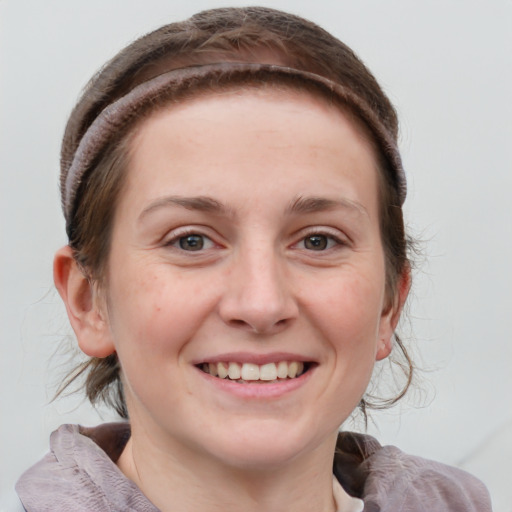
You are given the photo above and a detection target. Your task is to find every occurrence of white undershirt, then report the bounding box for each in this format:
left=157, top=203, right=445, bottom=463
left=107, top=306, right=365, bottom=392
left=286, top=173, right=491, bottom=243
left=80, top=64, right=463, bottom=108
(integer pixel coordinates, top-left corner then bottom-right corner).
left=333, top=477, right=364, bottom=512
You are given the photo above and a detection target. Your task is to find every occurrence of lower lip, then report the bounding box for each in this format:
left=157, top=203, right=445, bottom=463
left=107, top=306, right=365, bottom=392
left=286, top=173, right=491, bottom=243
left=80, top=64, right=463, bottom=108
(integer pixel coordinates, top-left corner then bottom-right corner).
left=195, top=366, right=314, bottom=399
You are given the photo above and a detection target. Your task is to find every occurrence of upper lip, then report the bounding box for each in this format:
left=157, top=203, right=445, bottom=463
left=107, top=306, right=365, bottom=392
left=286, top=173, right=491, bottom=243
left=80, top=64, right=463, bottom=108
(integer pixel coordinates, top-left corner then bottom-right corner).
left=191, top=352, right=316, bottom=366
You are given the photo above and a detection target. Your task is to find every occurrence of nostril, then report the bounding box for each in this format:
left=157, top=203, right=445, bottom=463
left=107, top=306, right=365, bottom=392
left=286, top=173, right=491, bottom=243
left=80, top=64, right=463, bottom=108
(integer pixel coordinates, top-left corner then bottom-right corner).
left=230, top=319, right=249, bottom=328
left=226, top=316, right=292, bottom=335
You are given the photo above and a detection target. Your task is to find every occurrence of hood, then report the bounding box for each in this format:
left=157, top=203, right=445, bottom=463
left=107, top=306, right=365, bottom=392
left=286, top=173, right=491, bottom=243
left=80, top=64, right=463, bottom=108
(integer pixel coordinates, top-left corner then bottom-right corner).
left=334, top=431, right=492, bottom=511
left=16, top=423, right=157, bottom=511
left=16, top=423, right=492, bottom=511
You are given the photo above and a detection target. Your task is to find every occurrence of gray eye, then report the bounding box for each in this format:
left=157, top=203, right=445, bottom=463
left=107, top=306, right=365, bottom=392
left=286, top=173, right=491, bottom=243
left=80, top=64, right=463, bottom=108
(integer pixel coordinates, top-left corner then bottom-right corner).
left=179, top=235, right=205, bottom=251
left=304, top=235, right=328, bottom=250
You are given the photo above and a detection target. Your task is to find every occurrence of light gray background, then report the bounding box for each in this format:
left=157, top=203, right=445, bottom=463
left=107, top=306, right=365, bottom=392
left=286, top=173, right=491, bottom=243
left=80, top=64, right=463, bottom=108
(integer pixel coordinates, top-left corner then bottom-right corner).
left=1, top=0, right=511, bottom=510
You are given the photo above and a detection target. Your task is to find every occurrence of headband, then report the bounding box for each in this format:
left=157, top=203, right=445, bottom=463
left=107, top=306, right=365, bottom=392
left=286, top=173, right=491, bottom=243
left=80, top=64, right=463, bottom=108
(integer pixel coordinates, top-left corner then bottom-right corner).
left=62, top=62, right=406, bottom=232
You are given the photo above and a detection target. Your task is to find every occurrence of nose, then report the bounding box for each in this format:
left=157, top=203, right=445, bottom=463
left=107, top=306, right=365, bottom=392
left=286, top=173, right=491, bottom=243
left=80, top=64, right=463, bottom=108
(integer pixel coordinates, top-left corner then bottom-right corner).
left=218, top=247, right=298, bottom=335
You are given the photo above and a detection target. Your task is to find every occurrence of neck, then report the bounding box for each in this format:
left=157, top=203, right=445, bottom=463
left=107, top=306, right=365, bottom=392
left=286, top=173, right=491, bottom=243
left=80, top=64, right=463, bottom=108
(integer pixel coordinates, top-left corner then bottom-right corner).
left=117, top=423, right=338, bottom=512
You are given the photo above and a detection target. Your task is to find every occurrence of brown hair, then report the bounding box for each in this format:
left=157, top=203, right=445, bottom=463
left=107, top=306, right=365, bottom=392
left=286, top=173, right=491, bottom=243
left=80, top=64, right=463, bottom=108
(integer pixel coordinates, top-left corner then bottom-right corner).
left=59, top=6, right=413, bottom=419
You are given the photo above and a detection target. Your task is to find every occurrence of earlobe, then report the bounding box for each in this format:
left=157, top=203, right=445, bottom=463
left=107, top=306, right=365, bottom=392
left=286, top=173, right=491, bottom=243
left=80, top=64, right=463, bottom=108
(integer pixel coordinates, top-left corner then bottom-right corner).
left=53, top=246, right=115, bottom=358
left=376, top=265, right=411, bottom=361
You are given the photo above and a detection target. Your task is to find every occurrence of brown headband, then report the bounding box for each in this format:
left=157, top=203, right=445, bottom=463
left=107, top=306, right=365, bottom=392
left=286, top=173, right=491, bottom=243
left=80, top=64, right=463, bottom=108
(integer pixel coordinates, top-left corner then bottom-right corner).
left=62, top=62, right=406, bottom=231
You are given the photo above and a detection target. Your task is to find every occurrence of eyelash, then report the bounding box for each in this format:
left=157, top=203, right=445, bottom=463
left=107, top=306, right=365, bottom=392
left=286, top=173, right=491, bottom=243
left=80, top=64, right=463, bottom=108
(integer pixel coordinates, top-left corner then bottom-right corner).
left=293, top=229, right=348, bottom=252
left=164, top=228, right=216, bottom=252
left=164, top=227, right=347, bottom=254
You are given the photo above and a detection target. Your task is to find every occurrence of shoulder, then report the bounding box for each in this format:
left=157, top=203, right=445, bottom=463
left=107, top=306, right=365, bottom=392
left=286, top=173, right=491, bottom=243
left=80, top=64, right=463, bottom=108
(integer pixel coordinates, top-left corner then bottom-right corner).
left=15, top=424, right=113, bottom=511
left=334, top=432, right=493, bottom=512
left=15, top=423, right=156, bottom=512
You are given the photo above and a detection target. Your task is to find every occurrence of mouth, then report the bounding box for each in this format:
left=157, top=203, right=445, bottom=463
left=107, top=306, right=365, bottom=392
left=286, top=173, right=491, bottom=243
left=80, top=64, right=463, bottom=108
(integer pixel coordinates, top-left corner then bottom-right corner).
left=196, top=360, right=314, bottom=383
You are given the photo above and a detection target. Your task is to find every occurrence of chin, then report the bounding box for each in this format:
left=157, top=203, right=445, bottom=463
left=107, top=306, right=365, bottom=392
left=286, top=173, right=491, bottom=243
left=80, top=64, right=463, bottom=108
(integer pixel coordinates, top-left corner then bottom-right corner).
left=197, top=420, right=336, bottom=472
left=211, top=443, right=303, bottom=472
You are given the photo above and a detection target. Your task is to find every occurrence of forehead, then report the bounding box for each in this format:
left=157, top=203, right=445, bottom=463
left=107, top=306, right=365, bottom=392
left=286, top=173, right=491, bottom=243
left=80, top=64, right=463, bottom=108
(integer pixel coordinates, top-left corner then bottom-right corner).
left=122, top=86, right=381, bottom=220
left=132, top=81, right=378, bottom=159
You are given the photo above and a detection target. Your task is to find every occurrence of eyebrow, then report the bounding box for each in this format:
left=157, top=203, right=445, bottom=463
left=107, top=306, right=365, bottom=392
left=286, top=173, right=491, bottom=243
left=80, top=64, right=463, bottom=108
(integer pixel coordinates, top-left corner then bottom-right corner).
left=139, top=195, right=233, bottom=222
left=138, top=194, right=368, bottom=222
left=287, top=195, right=368, bottom=217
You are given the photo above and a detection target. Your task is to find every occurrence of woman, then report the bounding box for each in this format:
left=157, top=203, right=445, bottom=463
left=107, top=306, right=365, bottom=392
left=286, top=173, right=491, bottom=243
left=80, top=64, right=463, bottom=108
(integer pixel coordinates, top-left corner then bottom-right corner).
left=16, top=7, right=491, bottom=512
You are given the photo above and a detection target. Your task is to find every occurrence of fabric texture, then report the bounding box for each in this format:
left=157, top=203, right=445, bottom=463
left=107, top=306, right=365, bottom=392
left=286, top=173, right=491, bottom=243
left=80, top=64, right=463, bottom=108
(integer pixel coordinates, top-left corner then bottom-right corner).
left=16, top=423, right=492, bottom=512
left=61, top=62, right=407, bottom=233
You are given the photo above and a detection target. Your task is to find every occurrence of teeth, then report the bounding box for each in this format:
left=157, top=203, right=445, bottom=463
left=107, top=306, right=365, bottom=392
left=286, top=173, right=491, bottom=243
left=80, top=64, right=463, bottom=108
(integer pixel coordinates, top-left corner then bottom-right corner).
left=259, top=363, right=277, bottom=381
left=241, top=363, right=259, bottom=380
left=217, top=362, right=229, bottom=379
left=277, top=361, right=288, bottom=379
left=201, top=361, right=307, bottom=381
left=288, top=361, right=299, bottom=378
left=228, top=362, right=241, bottom=380
left=208, top=363, right=218, bottom=377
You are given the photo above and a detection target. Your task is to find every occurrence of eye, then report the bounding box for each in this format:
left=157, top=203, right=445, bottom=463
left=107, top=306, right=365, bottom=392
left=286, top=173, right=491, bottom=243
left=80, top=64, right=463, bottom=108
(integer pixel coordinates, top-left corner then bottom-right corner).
left=300, top=233, right=341, bottom=251
left=170, top=233, right=215, bottom=251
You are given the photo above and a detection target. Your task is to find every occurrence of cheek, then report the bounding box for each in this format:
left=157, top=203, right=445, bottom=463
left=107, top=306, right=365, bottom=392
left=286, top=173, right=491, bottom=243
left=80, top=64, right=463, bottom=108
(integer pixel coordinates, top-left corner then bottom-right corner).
left=305, top=268, right=385, bottom=345
left=106, top=263, right=216, bottom=358
left=105, top=264, right=221, bottom=412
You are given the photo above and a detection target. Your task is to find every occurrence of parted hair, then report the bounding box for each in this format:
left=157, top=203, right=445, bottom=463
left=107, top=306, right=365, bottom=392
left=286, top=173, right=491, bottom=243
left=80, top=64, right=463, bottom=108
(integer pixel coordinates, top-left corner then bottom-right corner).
left=59, top=6, right=413, bottom=419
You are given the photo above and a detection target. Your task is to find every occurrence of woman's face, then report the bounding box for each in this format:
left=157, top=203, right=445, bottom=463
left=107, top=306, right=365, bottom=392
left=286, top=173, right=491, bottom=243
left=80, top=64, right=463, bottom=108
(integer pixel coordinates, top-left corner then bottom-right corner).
left=99, top=87, right=402, bottom=469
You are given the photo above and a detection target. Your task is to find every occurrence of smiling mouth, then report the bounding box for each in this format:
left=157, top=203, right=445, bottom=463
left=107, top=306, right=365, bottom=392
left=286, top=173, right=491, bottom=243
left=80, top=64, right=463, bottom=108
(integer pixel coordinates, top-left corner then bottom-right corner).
left=197, top=361, right=313, bottom=383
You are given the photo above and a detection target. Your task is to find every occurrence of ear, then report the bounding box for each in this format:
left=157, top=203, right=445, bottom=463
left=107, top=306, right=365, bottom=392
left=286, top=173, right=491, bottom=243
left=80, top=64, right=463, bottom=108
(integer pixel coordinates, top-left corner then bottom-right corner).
left=375, top=265, right=411, bottom=361
left=53, top=246, right=115, bottom=358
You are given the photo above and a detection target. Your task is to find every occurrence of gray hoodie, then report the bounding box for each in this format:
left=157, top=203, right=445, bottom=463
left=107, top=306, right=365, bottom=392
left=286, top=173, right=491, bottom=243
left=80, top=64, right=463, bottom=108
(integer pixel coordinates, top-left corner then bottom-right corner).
left=16, top=423, right=492, bottom=511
